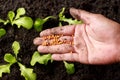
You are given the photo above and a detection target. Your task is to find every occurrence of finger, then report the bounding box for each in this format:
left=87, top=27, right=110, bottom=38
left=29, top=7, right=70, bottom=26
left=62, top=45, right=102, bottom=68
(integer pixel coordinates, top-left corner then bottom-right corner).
left=33, top=36, right=73, bottom=45
left=33, top=37, right=44, bottom=45
left=37, top=44, right=74, bottom=53
left=70, top=8, right=94, bottom=24
left=52, top=52, right=89, bottom=64
left=40, top=25, right=75, bottom=36
left=51, top=53, right=79, bottom=62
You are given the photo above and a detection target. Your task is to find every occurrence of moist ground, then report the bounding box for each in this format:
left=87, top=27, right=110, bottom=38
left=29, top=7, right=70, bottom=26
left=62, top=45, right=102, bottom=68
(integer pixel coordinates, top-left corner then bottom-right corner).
left=0, top=0, right=120, bottom=80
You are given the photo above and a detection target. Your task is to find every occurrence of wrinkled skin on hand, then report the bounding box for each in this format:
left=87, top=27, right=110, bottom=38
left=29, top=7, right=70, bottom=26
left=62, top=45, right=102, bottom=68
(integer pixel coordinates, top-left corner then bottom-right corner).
left=34, top=8, right=120, bottom=65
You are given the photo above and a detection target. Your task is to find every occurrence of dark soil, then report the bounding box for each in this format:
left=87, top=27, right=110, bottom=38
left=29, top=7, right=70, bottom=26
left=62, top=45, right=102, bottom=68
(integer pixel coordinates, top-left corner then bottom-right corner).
left=0, top=0, right=120, bottom=80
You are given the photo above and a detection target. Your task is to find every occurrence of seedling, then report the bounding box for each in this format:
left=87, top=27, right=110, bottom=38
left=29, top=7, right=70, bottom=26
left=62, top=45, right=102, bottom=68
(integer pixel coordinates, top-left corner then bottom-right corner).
left=34, top=16, right=55, bottom=32
left=0, top=8, right=33, bottom=30
left=0, top=41, right=36, bottom=80
left=0, top=54, right=16, bottom=77
left=63, top=61, right=75, bottom=74
left=0, top=28, right=6, bottom=38
left=59, top=7, right=82, bottom=25
left=30, top=51, right=52, bottom=66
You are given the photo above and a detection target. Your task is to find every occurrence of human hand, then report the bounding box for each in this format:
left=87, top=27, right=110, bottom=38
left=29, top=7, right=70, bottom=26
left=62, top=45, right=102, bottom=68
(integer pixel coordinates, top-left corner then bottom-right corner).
left=34, top=8, right=120, bottom=64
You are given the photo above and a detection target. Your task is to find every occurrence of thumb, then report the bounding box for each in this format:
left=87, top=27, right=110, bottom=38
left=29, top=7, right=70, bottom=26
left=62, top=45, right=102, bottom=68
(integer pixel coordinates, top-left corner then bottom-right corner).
left=70, top=8, right=93, bottom=24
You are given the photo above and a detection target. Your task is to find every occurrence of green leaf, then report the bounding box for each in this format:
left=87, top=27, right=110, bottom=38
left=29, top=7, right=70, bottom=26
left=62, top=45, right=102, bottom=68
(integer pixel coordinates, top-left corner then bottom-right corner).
left=34, top=16, right=55, bottom=32
left=34, top=18, right=43, bottom=32
left=40, top=53, right=52, bottom=65
left=8, top=11, right=15, bottom=22
left=59, top=7, right=82, bottom=25
left=0, top=19, right=9, bottom=25
left=12, top=16, right=33, bottom=29
left=0, top=28, right=6, bottom=38
left=4, top=20, right=9, bottom=25
left=30, top=51, right=40, bottom=66
left=4, top=53, right=17, bottom=64
left=0, top=19, right=5, bottom=23
left=59, top=7, right=65, bottom=19
left=0, top=64, right=11, bottom=77
left=30, top=51, right=52, bottom=66
left=63, top=61, right=75, bottom=74
left=15, top=8, right=26, bottom=19
left=18, top=63, right=36, bottom=80
left=12, top=41, right=20, bottom=57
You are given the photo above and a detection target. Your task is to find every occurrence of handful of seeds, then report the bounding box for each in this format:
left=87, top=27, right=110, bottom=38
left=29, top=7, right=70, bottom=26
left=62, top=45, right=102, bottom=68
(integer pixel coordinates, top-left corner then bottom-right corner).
left=41, top=34, right=74, bottom=46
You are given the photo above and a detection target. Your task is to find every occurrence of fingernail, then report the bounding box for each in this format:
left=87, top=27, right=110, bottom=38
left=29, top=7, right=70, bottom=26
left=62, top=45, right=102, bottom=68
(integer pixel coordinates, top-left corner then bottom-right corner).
left=33, top=38, right=38, bottom=45
left=33, top=37, right=42, bottom=45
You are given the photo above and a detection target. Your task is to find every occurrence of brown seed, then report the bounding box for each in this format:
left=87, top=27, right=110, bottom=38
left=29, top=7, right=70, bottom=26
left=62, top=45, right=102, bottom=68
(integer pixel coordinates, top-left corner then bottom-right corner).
left=41, top=34, right=74, bottom=46
left=58, top=41, right=63, bottom=44
left=43, top=36, right=47, bottom=40
left=51, top=35, right=54, bottom=39
left=47, top=35, right=51, bottom=39
left=42, top=41, right=47, bottom=46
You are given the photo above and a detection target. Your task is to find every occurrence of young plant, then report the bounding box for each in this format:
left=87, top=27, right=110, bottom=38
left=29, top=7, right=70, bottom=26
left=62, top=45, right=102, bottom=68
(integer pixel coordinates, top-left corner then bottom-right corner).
left=0, top=8, right=33, bottom=30
left=34, top=16, right=55, bottom=32
left=0, top=41, right=36, bottom=80
left=30, top=51, right=52, bottom=66
left=30, top=51, right=75, bottom=74
left=63, top=61, right=75, bottom=74
left=0, top=28, right=6, bottom=38
left=18, top=62, right=36, bottom=80
left=0, top=54, right=16, bottom=77
left=59, top=7, right=82, bottom=25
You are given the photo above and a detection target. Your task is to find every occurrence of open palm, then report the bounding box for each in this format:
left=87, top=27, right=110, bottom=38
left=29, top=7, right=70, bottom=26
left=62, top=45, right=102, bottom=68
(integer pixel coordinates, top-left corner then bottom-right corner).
left=34, top=8, right=120, bottom=64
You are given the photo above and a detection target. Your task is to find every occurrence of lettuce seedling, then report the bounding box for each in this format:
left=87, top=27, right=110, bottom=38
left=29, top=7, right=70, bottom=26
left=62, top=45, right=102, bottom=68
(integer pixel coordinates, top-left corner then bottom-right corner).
left=12, top=41, right=20, bottom=57
left=18, top=62, right=36, bottom=80
left=30, top=51, right=52, bottom=66
left=59, top=7, right=82, bottom=25
left=63, top=61, right=75, bottom=74
left=0, top=41, right=36, bottom=80
left=10, top=8, right=33, bottom=29
left=0, top=8, right=33, bottom=30
left=34, top=16, right=55, bottom=32
left=0, top=53, right=17, bottom=77
left=0, top=54, right=16, bottom=77
left=0, top=28, right=6, bottom=38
